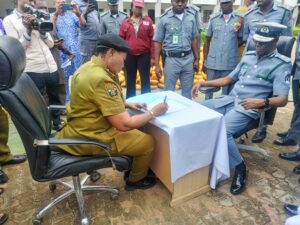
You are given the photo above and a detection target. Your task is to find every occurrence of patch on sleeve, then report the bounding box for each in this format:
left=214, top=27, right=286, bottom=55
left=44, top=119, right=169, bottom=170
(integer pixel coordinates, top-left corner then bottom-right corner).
left=105, top=82, right=119, bottom=97
left=285, top=74, right=290, bottom=84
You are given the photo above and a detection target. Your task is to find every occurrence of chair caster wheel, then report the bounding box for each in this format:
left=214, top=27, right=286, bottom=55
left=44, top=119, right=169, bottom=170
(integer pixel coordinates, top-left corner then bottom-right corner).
left=49, top=183, right=56, bottom=192
left=110, top=193, right=119, bottom=201
left=32, top=218, right=43, bottom=225
left=89, top=171, right=101, bottom=182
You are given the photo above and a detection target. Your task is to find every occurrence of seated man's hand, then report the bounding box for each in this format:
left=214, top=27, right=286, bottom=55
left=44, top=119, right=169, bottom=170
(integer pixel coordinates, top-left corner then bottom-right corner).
left=191, top=81, right=204, bottom=99
left=126, top=102, right=147, bottom=111
left=239, top=98, right=265, bottom=110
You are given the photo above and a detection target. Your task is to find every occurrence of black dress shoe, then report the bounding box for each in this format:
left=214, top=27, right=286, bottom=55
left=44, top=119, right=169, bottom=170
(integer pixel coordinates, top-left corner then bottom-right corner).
left=230, top=162, right=247, bottom=195
left=293, top=164, right=300, bottom=174
left=278, top=151, right=300, bottom=161
left=0, top=213, right=8, bottom=225
left=251, top=128, right=267, bottom=143
left=1, top=155, right=27, bottom=166
left=124, top=169, right=156, bottom=181
left=125, top=176, right=157, bottom=191
left=0, top=170, right=8, bottom=184
left=277, top=131, right=289, bottom=138
left=274, top=136, right=297, bottom=146
left=284, top=204, right=299, bottom=216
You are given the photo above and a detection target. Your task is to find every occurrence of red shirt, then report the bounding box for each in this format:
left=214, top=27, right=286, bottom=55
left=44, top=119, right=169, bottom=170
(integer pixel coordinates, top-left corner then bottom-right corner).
left=119, top=16, right=154, bottom=59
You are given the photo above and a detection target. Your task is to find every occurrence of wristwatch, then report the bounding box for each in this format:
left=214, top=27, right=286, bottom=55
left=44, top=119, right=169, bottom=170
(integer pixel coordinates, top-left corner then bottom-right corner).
left=264, top=98, right=270, bottom=107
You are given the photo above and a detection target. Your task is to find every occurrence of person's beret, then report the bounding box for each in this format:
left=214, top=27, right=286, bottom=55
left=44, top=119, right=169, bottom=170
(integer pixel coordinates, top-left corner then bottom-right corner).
left=96, top=33, right=130, bottom=52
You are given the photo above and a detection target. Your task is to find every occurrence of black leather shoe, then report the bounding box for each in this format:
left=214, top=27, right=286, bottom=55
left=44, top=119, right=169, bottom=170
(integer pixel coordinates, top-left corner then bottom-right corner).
left=124, top=169, right=156, bottom=181
left=230, top=162, right=247, bottom=195
left=274, top=136, right=297, bottom=146
left=0, top=170, right=8, bottom=184
left=278, top=151, right=300, bottom=161
left=1, top=155, right=26, bottom=166
left=277, top=131, right=289, bottom=138
left=251, top=129, right=267, bottom=143
left=125, top=177, right=157, bottom=191
left=293, top=164, right=300, bottom=174
left=0, top=213, right=8, bottom=225
left=284, top=204, right=299, bottom=216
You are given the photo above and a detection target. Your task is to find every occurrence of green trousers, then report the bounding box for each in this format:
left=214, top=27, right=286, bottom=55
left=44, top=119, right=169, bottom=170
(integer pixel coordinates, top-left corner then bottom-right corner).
left=0, top=106, right=13, bottom=165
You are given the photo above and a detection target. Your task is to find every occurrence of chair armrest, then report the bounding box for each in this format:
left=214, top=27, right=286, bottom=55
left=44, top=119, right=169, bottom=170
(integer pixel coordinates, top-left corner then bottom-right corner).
left=199, top=86, right=220, bottom=94
left=48, top=105, right=66, bottom=110
left=33, top=138, right=112, bottom=151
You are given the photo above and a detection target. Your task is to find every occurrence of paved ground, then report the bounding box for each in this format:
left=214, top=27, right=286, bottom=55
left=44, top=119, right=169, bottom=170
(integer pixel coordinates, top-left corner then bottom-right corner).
left=0, top=99, right=299, bottom=225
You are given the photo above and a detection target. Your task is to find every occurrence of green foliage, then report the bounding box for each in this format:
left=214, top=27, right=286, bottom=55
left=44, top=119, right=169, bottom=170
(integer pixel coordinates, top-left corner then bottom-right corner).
left=293, top=27, right=300, bottom=37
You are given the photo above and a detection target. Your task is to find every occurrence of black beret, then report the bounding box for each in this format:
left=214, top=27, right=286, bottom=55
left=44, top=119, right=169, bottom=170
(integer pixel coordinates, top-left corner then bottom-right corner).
left=96, top=33, right=130, bottom=53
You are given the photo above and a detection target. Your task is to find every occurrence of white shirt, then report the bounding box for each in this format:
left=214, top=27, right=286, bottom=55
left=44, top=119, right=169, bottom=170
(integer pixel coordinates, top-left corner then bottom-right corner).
left=3, top=9, right=57, bottom=73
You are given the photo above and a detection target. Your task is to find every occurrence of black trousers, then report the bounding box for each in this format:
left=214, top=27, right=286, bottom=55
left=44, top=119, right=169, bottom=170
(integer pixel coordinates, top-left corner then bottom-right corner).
left=124, top=52, right=151, bottom=99
left=27, top=71, right=61, bottom=126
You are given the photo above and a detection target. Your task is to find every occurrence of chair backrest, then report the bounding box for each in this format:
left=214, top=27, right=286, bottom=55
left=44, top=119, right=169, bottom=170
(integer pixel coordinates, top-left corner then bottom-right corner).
left=247, top=36, right=295, bottom=125
left=0, top=36, right=52, bottom=180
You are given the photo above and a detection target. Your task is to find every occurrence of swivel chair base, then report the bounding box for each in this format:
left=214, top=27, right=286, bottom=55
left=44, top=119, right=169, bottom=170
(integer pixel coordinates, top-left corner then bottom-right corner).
left=237, top=143, right=270, bottom=161
left=32, top=173, right=119, bottom=225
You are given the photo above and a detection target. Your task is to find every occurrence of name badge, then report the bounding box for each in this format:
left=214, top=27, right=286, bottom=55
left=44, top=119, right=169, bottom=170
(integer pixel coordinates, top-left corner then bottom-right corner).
left=143, top=21, right=150, bottom=26
left=172, top=34, right=179, bottom=44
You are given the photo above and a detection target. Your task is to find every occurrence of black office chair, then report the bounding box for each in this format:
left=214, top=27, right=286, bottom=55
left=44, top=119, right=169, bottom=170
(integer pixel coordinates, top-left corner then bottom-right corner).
left=0, top=36, right=132, bottom=225
left=200, top=36, right=295, bottom=160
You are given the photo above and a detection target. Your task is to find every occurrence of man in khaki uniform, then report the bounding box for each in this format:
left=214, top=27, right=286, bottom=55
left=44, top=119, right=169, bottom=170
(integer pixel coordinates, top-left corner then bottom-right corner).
left=56, top=33, right=168, bottom=191
left=0, top=106, right=27, bottom=184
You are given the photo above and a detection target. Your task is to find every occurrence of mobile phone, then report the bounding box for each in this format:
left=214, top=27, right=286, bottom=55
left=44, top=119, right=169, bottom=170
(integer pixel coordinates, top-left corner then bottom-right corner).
left=61, top=3, right=73, bottom=11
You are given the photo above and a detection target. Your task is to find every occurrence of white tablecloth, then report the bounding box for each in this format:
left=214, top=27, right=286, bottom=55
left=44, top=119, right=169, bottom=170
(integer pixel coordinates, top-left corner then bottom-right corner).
left=127, top=91, right=230, bottom=189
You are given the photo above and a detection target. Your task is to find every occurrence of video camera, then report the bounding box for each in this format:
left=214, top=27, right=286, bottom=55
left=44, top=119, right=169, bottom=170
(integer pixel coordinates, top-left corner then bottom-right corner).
left=24, top=4, right=53, bottom=32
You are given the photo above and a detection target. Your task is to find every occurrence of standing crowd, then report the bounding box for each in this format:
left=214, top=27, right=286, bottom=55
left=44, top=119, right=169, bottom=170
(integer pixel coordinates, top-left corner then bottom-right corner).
left=0, top=0, right=299, bottom=224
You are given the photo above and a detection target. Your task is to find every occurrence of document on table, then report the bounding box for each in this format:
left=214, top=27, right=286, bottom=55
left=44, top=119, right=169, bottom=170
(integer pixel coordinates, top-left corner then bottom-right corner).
left=127, top=93, right=189, bottom=115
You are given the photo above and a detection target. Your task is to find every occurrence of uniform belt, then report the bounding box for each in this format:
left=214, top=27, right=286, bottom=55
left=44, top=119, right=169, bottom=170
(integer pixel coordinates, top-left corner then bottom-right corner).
left=164, top=50, right=191, bottom=58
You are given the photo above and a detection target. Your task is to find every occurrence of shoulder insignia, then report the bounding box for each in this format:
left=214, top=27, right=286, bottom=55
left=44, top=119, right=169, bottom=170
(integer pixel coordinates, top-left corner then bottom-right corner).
left=245, top=50, right=256, bottom=55
left=105, top=82, right=119, bottom=97
left=244, top=7, right=257, bottom=17
left=209, top=12, right=221, bottom=20
left=277, top=3, right=293, bottom=12
left=119, top=11, right=128, bottom=16
left=100, top=11, right=109, bottom=17
left=274, top=53, right=291, bottom=63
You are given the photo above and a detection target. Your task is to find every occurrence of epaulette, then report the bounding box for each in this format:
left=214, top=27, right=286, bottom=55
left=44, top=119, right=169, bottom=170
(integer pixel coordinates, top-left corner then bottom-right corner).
left=209, top=12, right=221, bottom=20
left=234, top=11, right=243, bottom=18
left=187, top=4, right=200, bottom=13
left=244, top=7, right=257, bottom=17
left=100, top=11, right=109, bottom=17
left=119, top=11, right=128, bottom=16
left=277, top=3, right=293, bottom=12
left=274, top=53, right=291, bottom=63
left=160, top=8, right=171, bottom=18
left=244, top=50, right=256, bottom=55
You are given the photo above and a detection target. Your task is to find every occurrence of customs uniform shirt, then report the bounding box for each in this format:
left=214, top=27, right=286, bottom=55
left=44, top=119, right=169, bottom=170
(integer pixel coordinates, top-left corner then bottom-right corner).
left=154, top=9, right=198, bottom=52
left=100, top=11, right=127, bottom=35
left=56, top=56, right=128, bottom=155
left=205, top=12, right=243, bottom=71
left=243, top=3, right=292, bottom=42
left=212, top=50, right=291, bottom=119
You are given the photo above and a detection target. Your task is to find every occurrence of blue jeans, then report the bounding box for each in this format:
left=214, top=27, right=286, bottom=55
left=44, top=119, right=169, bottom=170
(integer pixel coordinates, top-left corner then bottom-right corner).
left=202, top=99, right=255, bottom=168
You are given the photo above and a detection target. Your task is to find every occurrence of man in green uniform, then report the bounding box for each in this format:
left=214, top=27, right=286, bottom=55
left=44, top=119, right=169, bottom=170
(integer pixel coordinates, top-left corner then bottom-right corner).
left=56, top=33, right=168, bottom=191
left=0, top=106, right=27, bottom=184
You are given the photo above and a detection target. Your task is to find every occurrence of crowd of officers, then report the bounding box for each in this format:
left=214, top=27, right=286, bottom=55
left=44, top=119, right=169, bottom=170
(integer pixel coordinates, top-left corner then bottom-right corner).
left=0, top=0, right=300, bottom=224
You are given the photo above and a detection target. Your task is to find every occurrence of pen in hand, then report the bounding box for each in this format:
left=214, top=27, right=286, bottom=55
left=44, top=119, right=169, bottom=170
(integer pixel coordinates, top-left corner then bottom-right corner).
left=163, top=96, right=167, bottom=104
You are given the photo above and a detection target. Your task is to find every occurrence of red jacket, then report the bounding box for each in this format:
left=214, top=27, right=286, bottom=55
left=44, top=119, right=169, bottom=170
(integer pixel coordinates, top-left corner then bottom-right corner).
left=119, top=16, right=154, bottom=59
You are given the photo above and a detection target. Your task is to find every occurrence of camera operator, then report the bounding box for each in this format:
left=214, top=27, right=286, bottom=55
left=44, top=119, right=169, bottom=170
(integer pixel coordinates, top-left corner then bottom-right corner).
left=3, top=0, right=63, bottom=130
